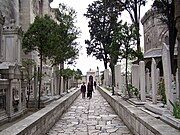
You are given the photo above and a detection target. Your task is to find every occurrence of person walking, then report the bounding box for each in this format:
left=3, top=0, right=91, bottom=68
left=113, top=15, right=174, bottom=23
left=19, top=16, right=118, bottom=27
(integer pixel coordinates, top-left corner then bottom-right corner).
left=80, top=82, right=86, bottom=99
left=87, top=81, right=93, bottom=99
left=94, top=81, right=97, bottom=90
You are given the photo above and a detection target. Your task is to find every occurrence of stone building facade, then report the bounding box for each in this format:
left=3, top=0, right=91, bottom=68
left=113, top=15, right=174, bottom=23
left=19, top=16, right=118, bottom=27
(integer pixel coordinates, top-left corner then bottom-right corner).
left=0, top=0, right=55, bottom=125
left=141, top=8, right=178, bottom=76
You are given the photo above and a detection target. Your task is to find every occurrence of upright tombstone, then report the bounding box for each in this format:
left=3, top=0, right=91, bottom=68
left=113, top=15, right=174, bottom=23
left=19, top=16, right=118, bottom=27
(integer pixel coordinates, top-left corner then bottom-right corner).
left=104, top=69, right=110, bottom=86
left=162, top=43, right=172, bottom=109
left=139, top=61, right=146, bottom=102
left=131, top=64, right=139, bottom=90
left=115, top=65, right=122, bottom=93
left=60, top=76, right=64, bottom=94
left=151, top=58, right=157, bottom=104
left=146, top=68, right=151, bottom=95
left=175, top=0, right=180, bottom=100
left=176, top=69, right=179, bottom=99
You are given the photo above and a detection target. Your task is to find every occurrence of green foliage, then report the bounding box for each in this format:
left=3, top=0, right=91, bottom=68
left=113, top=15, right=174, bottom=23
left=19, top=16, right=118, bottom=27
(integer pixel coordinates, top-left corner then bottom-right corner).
left=128, top=84, right=139, bottom=98
left=119, top=0, right=146, bottom=58
left=169, top=100, right=180, bottom=119
left=116, top=22, right=137, bottom=97
left=22, top=15, right=57, bottom=57
left=84, top=0, right=123, bottom=69
left=51, top=4, right=80, bottom=65
left=58, top=68, right=82, bottom=81
left=22, top=59, right=36, bottom=81
left=158, top=79, right=166, bottom=105
left=74, top=69, right=82, bottom=80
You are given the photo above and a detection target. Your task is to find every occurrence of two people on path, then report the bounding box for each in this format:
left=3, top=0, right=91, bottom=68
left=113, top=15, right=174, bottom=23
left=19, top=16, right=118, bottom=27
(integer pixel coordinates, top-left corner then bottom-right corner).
left=80, top=81, right=94, bottom=99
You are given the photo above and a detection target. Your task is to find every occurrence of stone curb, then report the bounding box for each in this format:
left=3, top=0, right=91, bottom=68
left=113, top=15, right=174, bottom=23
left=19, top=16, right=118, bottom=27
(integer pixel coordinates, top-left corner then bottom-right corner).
left=98, top=86, right=180, bottom=135
left=0, top=88, right=81, bottom=135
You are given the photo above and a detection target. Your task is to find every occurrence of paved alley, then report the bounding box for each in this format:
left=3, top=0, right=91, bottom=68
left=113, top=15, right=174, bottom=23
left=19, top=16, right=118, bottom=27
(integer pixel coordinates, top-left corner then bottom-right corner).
left=47, top=89, right=132, bottom=135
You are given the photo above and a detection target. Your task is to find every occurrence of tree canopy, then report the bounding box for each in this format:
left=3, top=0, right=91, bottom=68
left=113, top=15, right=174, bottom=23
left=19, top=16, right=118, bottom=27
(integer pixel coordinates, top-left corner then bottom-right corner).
left=84, top=0, right=122, bottom=69
left=50, top=3, right=80, bottom=66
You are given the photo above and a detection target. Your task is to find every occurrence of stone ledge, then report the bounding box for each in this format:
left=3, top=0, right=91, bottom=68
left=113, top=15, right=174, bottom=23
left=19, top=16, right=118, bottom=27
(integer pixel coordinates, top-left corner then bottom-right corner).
left=0, top=88, right=81, bottom=135
left=98, top=86, right=180, bottom=135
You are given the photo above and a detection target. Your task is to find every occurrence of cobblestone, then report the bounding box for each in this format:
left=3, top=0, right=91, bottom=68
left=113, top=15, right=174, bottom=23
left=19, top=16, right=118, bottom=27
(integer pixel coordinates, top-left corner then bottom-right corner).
left=47, top=90, right=132, bottom=135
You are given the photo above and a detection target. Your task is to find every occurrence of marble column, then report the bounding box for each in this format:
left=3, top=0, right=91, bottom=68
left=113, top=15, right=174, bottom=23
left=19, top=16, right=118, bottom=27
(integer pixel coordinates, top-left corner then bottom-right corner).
left=139, top=61, right=146, bottom=102
left=60, top=76, right=64, bottom=94
left=115, top=65, right=122, bottom=93
left=151, top=58, right=157, bottom=104
left=176, top=69, right=179, bottom=100
left=146, top=68, right=150, bottom=95
left=162, top=43, right=172, bottom=109
left=131, top=64, right=139, bottom=90
left=104, top=69, right=109, bottom=87
left=175, top=1, right=180, bottom=99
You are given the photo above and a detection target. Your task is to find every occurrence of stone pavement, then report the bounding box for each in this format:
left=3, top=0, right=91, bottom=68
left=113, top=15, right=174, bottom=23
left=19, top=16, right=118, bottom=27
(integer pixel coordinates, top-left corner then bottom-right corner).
left=46, top=89, right=132, bottom=135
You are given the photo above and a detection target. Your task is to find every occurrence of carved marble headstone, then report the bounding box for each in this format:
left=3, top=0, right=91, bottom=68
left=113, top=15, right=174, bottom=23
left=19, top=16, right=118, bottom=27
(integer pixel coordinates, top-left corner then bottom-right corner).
left=151, top=58, right=157, bottom=104
left=131, top=64, right=139, bottom=90
left=146, top=68, right=150, bottom=95
left=115, top=65, right=122, bottom=93
left=162, top=43, right=172, bottom=109
left=104, top=69, right=110, bottom=87
left=176, top=69, right=179, bottom=99
left=139, top=61, right=146, bottom=102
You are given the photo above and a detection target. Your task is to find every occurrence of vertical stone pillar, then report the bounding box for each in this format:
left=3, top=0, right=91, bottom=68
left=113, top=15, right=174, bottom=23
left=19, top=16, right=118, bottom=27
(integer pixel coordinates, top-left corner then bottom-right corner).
left=6, top=66, right=14, bottom=117
left=146, top=68, right=150, bottom=95
left=175, top=1, right=180, bottom=99
left=60, top=76, right=64, bottom=94
left=162, top=43, right=172, bottom=109
left=176, top=69, right=179, bottom=99
left=131, top=64, right=139, bottom=90
left=151, top=58, right=157, bottom=104
left=104, top=69, right=109, bottom=87
left=115, top=65, right=122, bottom=93
left=139, top=61, right=146, bottom=102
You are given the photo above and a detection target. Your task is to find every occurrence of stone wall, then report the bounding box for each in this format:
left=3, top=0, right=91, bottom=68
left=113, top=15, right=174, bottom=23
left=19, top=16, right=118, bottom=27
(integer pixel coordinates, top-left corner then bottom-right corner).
left=0, top=0, right=15, bottom=25
left=0, top=88, right=81, bottom=135
left=97, top=86, right=180, bottom=135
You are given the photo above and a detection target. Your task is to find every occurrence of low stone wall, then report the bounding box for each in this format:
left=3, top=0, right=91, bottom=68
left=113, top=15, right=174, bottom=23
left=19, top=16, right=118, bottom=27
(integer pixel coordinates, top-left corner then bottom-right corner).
left=98, top=87, right=180, bottom=135
left=0, top=88, right=81, bottom=135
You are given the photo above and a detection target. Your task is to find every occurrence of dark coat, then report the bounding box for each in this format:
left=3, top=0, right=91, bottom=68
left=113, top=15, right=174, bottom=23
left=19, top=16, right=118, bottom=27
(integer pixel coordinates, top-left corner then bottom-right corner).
left=81, top=85, right=86, bottom=93
left=87, top=82, right=93, bottom=92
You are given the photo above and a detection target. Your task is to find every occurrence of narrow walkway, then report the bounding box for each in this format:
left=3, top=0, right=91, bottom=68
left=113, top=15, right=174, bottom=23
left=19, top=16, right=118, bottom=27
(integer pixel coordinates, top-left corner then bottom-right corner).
left=47, top=89, right=132, bottom=135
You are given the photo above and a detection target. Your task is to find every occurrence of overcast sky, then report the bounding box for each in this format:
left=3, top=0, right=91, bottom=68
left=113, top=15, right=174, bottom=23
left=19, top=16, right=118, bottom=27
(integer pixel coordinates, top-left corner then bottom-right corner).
left=50, top=0, right=154, bottom=75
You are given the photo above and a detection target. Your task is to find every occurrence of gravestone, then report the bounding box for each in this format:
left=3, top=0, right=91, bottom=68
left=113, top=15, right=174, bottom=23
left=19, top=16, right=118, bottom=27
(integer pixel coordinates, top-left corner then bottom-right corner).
left=115, top=65, right=122, bottom=93
left=131, top=64, right=139, bottom=90
left=151, top=58, right=157, bottom=104
left=61, top=76, right=64, bottom=95
left=176, top=69, right=179, bottom=99
left=162, top=43, right=172, bottom=109
left=104, top=69, right=109, bottom=87
left=139, top=61, right=146, bottom=102
left=146, top=68, right=150, bottom=95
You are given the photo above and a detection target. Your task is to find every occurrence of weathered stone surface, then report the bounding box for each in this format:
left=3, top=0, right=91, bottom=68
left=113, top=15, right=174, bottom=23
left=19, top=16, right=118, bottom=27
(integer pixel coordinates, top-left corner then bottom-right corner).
left=47, top=89, right=131, bottom=135
left=98, top=86, right=180, bottom=135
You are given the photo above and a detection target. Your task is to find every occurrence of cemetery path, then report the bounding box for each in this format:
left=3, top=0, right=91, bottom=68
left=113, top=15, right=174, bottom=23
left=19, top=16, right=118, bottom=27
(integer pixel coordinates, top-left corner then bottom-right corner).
left=46, top=89, right=132, bottom=135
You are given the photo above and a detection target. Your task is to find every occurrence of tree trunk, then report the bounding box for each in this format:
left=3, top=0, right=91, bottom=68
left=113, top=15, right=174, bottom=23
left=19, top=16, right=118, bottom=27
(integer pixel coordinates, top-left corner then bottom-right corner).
left=168, top=1, right=177, bottom=75
left=38, top=53, right=43, bottom=109
left=110, top=62, right=115, bottom=95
